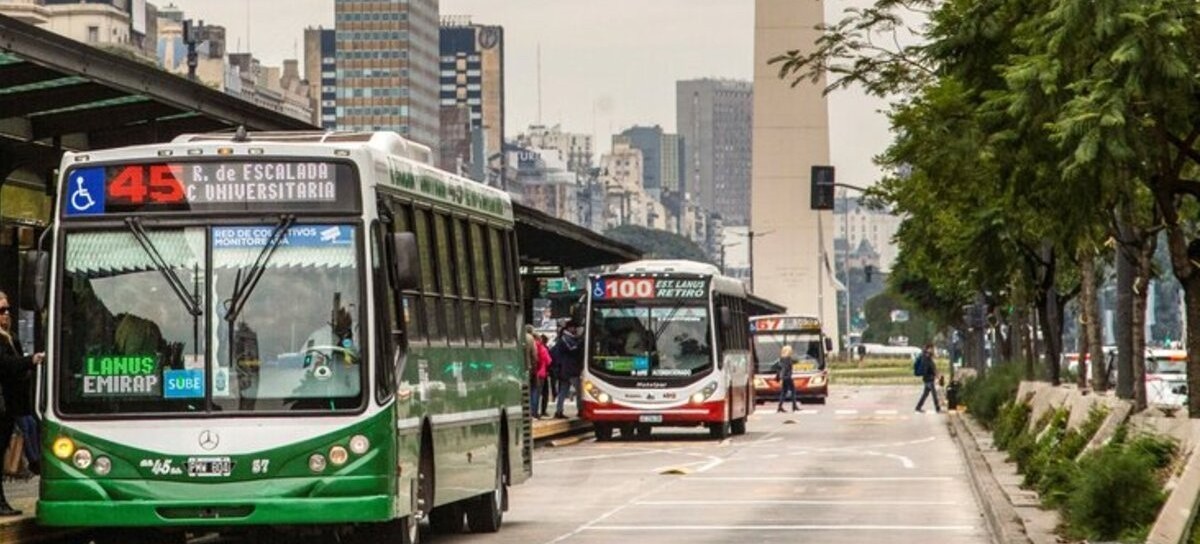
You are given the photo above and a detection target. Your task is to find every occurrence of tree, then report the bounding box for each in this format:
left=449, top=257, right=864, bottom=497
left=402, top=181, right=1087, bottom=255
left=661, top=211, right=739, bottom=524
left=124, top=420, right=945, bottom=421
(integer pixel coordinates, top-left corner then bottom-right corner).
left=603, top=225, right=712, bottom=264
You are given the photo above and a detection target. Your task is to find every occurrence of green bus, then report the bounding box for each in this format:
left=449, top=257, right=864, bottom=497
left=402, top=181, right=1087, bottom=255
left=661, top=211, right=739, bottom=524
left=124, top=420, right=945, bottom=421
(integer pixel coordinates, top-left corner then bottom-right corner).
left=25, top=131, right=531, bottom=542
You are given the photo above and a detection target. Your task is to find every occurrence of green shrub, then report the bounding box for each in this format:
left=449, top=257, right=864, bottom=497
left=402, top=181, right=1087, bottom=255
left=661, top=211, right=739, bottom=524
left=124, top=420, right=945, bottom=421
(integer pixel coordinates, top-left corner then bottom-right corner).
left=1063, top=429, right=1177, bottom=542
left=960, top=362, right=1024, bottom=426
left=1021, top=408, right=1070, bottom=488
left=992, top=401, right=1031, bottom=450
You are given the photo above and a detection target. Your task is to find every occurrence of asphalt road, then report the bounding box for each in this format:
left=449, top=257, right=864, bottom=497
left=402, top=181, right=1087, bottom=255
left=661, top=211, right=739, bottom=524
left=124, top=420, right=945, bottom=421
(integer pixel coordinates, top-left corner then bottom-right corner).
left=30, top=385, right=989, bottom=544
left=437, top=384, right=991, bottom=544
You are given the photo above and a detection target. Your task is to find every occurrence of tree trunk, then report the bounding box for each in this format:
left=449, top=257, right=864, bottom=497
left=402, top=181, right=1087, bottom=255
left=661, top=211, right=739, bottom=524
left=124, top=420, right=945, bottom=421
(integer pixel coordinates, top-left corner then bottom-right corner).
left=1077, top=308, right=1089, bottom=389
left=1186, top=277, right=1200, bottom=418
left=1025, top=304, right=1037, bottom=379
left=1011, top=304, right=1028, bottom=366
left=1115, top=209, right=1136, bottom=399
left=1082, top=250, right=1107, bottom=392
left=1131, top=237, right=1156, bottom=411
left=1038, top=244, right=1063, bottom=386
left=996, top=307, right=1012, bottom=364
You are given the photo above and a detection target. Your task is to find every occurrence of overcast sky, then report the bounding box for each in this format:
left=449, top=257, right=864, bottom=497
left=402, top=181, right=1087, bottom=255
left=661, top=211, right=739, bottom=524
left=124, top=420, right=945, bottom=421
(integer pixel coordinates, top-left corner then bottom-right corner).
left=165, top=0, right=896, bottom=186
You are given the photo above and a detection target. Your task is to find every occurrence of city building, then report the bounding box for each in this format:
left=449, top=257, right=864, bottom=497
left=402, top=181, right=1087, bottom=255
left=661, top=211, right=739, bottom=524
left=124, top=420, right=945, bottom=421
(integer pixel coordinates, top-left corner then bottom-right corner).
left=518, top=124, right=593, bottom=176
left=2, top=0, right=159, bottom=60
left=226, top=53, right=313, bottom=123
left=304, top=27, right=337, bottom=129
left=507, top=144, right=578, bottom=222
left=750, top=0, right=840, bottom=342
left=615, top=125, right=685, bottom=199
left=598, top=141, right=670, bottom=231
left=677, top=78, right=753, bottom=226
left=834, top=195, right=901, bottom=272
left=439, top=16, right=504, bottom=184
left=334, top=0, right=440, bottom=149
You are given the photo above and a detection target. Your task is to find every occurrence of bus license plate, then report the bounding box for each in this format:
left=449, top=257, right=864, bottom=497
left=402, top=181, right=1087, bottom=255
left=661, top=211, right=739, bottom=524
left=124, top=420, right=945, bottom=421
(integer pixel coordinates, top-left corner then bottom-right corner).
left=187, top=457, right=233, bottom=477
left=639, top=414, right=663, bottom=423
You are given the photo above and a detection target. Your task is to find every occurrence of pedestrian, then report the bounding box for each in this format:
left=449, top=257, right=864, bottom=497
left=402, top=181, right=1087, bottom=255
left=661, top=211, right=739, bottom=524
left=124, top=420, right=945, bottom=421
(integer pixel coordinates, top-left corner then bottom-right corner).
left=552, top=319, right=584, bottom=419
left=774, top=345, right=799, bottom=413
left=525, top=324, right=539, bottom=416
left=533, top=335, right=552, bottom=419
left=914, top=343, right=941, bottom=413
left=538, top=334, right=553, bottom=417
left=0, top=291, right=45, bottom=517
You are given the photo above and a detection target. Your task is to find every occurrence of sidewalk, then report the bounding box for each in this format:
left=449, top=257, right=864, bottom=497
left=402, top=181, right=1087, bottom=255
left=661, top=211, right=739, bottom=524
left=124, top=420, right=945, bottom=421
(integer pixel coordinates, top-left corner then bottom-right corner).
left=950, top=412, right=1060, bottom=544
left=530, top=402, right=592, bottom=442
left=0, top=476, right=47, bottom=544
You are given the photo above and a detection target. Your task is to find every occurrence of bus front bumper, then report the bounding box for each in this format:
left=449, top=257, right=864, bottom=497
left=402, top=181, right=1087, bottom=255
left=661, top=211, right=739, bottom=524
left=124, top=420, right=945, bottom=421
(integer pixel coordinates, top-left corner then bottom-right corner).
left=37, top=476, right=394, bottom=527
left=582, top=399, right=726, bottom=424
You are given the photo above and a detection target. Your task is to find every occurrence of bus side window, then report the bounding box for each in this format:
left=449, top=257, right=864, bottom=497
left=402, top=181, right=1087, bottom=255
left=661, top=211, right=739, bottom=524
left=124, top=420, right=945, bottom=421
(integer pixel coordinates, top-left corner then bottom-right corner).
left=453, top=217, right=479, bottom=346
left=433, top=212, right=460, bottom=343
left=470, top=221, right=495, bottom=343
left=392, top=201, right=425, bottom=345
left=413, top=207, right=444, bottom=343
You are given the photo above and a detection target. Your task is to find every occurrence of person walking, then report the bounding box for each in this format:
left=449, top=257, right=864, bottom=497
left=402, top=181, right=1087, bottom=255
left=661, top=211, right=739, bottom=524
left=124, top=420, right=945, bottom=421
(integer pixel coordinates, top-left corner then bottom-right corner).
left=914, top=343, right=941, bottom=413
left=774, top=345, right=800, bottom=413
left=0, top=291, right=45, bottom=516
left=552, top=319, right=584, bottom=419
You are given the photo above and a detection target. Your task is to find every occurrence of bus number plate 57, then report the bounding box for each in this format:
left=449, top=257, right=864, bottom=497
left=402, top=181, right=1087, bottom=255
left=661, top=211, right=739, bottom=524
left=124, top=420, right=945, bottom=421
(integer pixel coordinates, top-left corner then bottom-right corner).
left=187, top=457, right=233, bottom=477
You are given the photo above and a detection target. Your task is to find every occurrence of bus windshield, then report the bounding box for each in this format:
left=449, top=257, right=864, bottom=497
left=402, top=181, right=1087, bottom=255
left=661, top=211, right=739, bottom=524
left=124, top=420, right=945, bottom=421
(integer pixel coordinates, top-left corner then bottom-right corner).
left=589, top=304, right=713, bottom=378
left=57, top=224, right=363, bottom=415
left=753, top=333, right=824, bottom=373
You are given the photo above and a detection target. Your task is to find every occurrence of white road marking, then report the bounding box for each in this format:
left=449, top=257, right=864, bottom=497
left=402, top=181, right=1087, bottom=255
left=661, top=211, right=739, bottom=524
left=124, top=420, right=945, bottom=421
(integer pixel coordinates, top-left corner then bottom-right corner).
left=585, top=524, right=977, bottom=532
left=538, top=448, right=679, bottom=465
left=685, top=476, right=953, bottom=482
left=635, top=499, right=958, bottom=506
left=835, top=409, right=858, bottom=415
left=875, top=409, right=899, bottom=415
left=798, top=409, right=820, bottom=415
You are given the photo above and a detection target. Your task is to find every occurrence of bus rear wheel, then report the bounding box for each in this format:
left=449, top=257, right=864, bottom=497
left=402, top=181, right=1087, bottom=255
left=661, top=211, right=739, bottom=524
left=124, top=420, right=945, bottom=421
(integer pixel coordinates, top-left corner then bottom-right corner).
left=731, top=417, right=747, bottom=435
left=429, top=503, right=464, bottom=534
left=709, top=420, right=730, bottom=439
left=466, top=437, right=506, bottom=533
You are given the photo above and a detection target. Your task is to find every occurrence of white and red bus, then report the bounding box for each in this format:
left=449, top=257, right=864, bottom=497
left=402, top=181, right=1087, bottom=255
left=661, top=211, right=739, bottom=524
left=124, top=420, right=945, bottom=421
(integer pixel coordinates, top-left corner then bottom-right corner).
left=749, top=315, right=832, bottom=404
left=581, top=260, right=754, bottom=440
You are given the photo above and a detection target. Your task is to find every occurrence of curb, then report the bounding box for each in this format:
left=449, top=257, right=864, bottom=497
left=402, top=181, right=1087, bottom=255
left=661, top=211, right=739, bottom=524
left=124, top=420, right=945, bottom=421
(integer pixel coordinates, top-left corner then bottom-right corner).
left=532, top=418, right=592, bottom=446
left=947, top=413, right=1032, bottom=544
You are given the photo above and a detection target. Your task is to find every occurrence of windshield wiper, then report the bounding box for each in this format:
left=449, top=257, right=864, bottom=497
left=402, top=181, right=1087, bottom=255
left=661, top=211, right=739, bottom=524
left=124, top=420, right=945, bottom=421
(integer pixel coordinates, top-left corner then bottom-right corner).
left=125, top=217, right=202, bottom=317
left=224, top=214, right=295, bottom=324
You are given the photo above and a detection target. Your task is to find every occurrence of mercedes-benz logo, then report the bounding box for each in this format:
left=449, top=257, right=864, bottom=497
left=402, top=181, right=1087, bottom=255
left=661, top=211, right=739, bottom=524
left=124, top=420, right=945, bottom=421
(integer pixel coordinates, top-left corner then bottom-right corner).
left=198, top=430, right=220, bottom=451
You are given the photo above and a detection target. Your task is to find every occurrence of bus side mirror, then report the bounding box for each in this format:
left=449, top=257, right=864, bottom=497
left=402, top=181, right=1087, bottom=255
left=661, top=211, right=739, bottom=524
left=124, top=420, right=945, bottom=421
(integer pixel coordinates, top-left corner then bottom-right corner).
left=20, top=250, right=49, bottom=312
left=389, top=232, right=420, bottom=291
left=824, top=337, right=834, bottom=353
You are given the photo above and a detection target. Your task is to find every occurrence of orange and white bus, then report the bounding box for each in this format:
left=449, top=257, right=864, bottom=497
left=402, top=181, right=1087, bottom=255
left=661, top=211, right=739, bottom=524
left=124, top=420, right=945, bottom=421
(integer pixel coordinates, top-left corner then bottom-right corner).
left=749, top=315, right=832, bottom=405
left=580, top=260, right=754, bottom=440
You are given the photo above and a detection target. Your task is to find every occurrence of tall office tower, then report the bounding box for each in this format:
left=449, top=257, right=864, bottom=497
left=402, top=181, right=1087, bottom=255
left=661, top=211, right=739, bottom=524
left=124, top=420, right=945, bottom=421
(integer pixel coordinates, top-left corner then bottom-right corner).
left=676, top=78, right=753, bottom=226
left=616, top=125, right=684, bottom=200
left=335, top=0, right=439, bottom=149
left=304, top=27, right=337, bottom=129
left=751, top=0, right=839, bottom=342
left=439, top=17, right=504, bottom=184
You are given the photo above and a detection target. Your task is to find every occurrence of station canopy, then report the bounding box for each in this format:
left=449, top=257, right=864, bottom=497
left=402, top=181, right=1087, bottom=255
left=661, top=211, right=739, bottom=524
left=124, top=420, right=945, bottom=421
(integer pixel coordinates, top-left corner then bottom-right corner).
left=0, top=13, right=639, bottom=272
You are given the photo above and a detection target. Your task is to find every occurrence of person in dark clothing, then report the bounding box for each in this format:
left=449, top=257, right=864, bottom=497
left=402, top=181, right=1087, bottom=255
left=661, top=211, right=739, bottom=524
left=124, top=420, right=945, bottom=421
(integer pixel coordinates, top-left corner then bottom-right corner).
left=914, top=343, right=941, bottom=413
left=552, top=319, right=584, bottom=419
left=773, top=345, right=800, bottom=413
left=0, top=291, right=45, bottom=517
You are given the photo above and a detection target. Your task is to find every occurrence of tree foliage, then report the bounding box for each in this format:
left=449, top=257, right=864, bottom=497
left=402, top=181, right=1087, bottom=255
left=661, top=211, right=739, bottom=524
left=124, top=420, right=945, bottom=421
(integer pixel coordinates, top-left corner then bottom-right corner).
left=603, top=225, right=712, bottom=264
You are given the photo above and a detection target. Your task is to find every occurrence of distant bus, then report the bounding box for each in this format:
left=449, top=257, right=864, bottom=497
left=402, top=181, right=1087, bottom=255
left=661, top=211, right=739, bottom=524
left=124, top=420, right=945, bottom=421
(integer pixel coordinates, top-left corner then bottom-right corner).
left=749, top=315, right=833, bottom=404
left=581, top=260, right=754, bottom=440
left=31, top=131, right=531, bottom=542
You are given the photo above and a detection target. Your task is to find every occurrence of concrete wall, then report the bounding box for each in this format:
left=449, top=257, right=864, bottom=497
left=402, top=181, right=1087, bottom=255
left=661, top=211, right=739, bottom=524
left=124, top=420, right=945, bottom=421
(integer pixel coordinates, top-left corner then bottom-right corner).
left=751, top=0, right=840, bottom=343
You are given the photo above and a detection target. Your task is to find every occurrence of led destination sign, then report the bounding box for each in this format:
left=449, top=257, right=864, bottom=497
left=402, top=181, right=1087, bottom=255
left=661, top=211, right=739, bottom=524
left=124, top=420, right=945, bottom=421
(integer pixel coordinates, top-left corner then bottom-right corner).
left=64, top=160, right=359, bottom=217
left=592, top=277, right=710, bottom=300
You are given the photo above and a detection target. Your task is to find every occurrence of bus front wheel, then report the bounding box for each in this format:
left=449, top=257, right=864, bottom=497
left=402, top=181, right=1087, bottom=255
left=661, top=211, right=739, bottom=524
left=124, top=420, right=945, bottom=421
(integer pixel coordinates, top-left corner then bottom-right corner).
left=594, top=423, right=614, bottom=441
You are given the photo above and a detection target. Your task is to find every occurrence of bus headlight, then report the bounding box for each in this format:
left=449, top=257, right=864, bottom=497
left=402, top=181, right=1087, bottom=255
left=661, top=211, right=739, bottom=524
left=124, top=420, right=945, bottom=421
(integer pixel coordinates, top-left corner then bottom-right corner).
left=809, top=374, right=827, bottom=387
left=691, top=382, right=719, bottom=405
left=349, top=435, right=370, bottom=455
left=93, top=456, right=112, bottom=476
left=597, top=392, right=612, bottom=405
left=329, top=446, right=349, bottom=466
left=73, top=448, right=93, bottom=470
left=52, top=437, right=75, bottom=460
left=309, top=454, right=327, bottom=473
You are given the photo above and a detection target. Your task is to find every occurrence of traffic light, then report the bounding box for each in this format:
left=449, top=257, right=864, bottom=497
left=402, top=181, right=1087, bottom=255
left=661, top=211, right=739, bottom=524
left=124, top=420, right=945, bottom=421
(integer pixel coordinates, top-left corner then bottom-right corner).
left=811, top=166, right=835, bottom=210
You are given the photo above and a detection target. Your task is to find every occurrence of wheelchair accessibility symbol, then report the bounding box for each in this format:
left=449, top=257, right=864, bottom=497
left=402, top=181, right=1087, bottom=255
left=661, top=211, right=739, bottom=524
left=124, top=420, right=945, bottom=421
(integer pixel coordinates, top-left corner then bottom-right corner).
left=66, top=168, right=105, bottom=216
